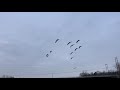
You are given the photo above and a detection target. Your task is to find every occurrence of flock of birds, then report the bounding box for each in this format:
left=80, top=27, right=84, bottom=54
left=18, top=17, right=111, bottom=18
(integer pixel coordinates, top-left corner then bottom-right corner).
left=46, top=39, right=82, bottom=61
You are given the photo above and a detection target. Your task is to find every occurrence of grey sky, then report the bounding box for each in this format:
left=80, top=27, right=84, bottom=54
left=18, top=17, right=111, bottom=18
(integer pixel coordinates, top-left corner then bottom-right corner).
left=0, top=12, right=120, bottom=78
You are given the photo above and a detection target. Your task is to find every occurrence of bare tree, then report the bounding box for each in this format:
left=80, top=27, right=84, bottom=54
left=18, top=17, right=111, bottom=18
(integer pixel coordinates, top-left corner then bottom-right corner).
left=80, top=70, right=88, bottom=77
left=115, top=57, right=120, bottom=77
left=1, top=75, right=14, bottom=78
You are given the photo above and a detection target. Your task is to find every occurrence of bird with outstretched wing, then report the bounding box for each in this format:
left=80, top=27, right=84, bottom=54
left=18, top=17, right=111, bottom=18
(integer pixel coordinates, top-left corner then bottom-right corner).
left=70, top=52, right=73, bottom=55
left=79, top=46, right=82, bottom=48
left=75, top=48, right=78, bottom=51
left=70, top=44, right=75, bottom=48
left=67, top=41, right=72, bottom=45
left=76, top=40, right=80, bottom=43
left=46, top=54, right=49, bottom=57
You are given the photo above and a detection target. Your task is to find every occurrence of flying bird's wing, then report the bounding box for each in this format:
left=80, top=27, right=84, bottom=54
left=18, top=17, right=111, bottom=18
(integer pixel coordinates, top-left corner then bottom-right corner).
left=73, top=67, right=77, bottom=69
left=76, top=40, right=80, bottom=43
left=70, top=44, right=74, bottom=48
left=46, top=54, right=49, bottom=57
left=67, top=42, right=70, bottom=45
left=75, top=48, right=76, bottom=51
left=55, top=39, right=59, bottom=43
left=70, top=52, right=73, bottom=55
left=55, top=39, right=57, bottom=43
left=79, top=46, right=82, bottom=48
left=67, top=42, right=72, bottom=45
left=67, top=42, right=69, bottom=45
left=71, top=57, right=74, bottom=59
left=75, top=48, right=78, bottom=51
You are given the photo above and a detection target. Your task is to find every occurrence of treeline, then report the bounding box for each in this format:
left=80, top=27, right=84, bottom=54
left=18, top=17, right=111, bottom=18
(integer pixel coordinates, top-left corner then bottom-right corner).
left=80, top=57, right=120, bottom=78
left=0, top=75, right=14, bottom=78
left=80, top=70, right=119, bottom=77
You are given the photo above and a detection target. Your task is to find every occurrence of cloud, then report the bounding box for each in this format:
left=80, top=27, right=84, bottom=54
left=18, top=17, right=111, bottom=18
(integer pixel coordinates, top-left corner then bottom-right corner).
left=0, top=12, right=120, bottom=77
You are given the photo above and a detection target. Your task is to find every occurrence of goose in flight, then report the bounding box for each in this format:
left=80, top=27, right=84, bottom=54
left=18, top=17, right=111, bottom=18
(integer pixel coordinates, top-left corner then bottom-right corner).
left=76, top=40, right=80, bottom=43
left=46, top=54, right=49, bottom=57
left=70, top=52, right=73, bottom=55
left=73, top=67, right=77, bottom=69
left=55, top=39, right=59, bottom=43
left=71, top=57, right=74, bottom=59
left=79, top=46, right=82, bottom=48
left=75, top=48, right=78, bottom=51
left=70, top=44, right=75, bottom=48
left=67, top=41, right=72, bottom=45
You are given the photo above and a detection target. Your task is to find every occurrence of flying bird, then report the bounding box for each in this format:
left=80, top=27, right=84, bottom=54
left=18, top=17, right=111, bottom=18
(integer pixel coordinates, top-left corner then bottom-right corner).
left=70, top=52, right=73, bottom=55
left=55, top=39, right=59, bottom=43
left=79, top=46, right=82, bottom=48
left=76, top=40, right=80, bottom=43
left=75, top=48, right=78, bottom=51
left=67, top=41, right=72, bottom=45
left=73, top=67, right=77, bottom=69
left=70, top=44, right=75, bottom=48
left=46, top=54, right=49, bottom=57
left=50, top=51, right=52, bottom=53
left=71, top=57, right=74, bottom=59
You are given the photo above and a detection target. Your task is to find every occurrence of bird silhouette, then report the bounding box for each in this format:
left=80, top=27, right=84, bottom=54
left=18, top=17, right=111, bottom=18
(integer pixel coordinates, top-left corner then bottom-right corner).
left=75, top=48, right=78, bottom=51
left=73, top=67, right=77, bottom=69
left=50, top=51, right=52, bottom=53
left=71, top=57, right=74, bottom=59
left=67, top=41, right=72, bottom=45
left=70, top=44, right=75, bottom=48
left=79, top=46, right=82, bottom=48
left=70, top=52, right=73, bottom=55
left=55, top=39, right=59, bottom=43
left=46, top=54, right=49, bottom=57
left=76, top=40, right=80, bottom=43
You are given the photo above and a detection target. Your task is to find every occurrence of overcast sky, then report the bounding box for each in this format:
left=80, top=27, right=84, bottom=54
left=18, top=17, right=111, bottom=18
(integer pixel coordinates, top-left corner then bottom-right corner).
left=0, top=12, right=120, bottom=78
